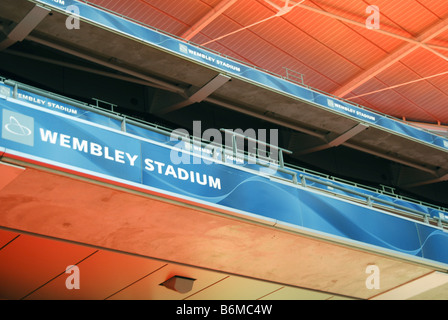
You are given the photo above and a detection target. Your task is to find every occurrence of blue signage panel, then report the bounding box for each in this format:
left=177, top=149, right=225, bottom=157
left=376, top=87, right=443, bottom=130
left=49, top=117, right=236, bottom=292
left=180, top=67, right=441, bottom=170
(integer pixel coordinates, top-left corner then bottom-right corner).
left=297, top=189, right=424, bottom=256
left=0, top=83, right=123, bottom=130
left=140, top=139, right=303, bottom=225
left=1, top=94, right=448, bottom=265
left=0, top=100, right=141, bottom=182
left=415, top=223, right=448, bottom=264
left=313, top=95, right=378, bottom=124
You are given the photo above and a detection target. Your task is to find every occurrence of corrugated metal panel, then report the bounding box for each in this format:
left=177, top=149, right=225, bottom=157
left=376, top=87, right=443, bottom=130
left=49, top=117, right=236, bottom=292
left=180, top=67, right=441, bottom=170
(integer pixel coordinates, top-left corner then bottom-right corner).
left=417, top=0, right=448, bottom=19
left=373, top=0, right=442, bottom=37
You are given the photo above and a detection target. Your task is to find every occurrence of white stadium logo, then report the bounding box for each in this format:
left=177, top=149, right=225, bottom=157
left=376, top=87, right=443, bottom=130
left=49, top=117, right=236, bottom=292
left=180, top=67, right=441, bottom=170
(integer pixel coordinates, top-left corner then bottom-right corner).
left=4, top=116, right=32, bottom=136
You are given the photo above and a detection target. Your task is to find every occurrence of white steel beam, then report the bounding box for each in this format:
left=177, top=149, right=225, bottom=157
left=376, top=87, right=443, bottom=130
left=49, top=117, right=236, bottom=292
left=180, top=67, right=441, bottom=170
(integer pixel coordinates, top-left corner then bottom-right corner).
left=287, top=2, right=448, bottom=98
left=0, top=5, right=50, bottom=51
left=333, top=17, right=448, bottom=98
left=180, top=0, right=238, bottom=41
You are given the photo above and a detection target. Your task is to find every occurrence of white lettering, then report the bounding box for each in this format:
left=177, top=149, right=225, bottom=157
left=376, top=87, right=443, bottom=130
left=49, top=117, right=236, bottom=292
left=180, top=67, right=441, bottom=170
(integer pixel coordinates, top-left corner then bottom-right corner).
left=126, top=153, right=138, bottom=167
left=104, top=146, right=114, bottom=161
left=39, top=129, right=58, bottom=144
left=47, top=102, right=78, bottom=115
left=186, top=48, right=241, bottom=72
left=59, top=134, right=71, bottom=148
left=144, top=158, right=155, bottom=171
left=39, top=129, right=138, bottom=166
left=177, top=304, right=210, bottom=317
left=153, top=160, right=165, bottom=174
left=144, top=157, right=221, bottom=190
left=196, top=173, right=207, bottom=185
left=73, top=137, right=88, bottom=153
left=165, top=165, right=177, bottom=178
left=209, top=176, right=221, bottom=190
left=90, top=142, right=102, bottom=157
left=16, top=90, right=77, bottom=115
left=115, top=150, right=125, bottom=164
left=178, top=168, right=189, bottom=180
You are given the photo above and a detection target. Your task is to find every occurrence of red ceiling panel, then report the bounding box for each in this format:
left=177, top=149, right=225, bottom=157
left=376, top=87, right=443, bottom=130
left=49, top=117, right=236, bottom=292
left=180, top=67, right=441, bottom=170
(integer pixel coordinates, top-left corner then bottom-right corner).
left=401, top=47, right=448, bottom=79
left=0, top=229, right=19, bottom=249
left=372, top=0, right=442, bottom=37
left=0, top=235, right=96, bottom=300
left=417, top=0, right=448, bottom=19
left=351, top=86, right=427, bottom=122
left=303, top=0, right=411, bottom=39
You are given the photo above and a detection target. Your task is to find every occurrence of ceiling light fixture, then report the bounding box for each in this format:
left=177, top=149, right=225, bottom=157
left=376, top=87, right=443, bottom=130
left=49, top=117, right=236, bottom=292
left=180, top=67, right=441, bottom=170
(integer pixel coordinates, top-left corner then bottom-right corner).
left=160, top=276, right=196, bottom=294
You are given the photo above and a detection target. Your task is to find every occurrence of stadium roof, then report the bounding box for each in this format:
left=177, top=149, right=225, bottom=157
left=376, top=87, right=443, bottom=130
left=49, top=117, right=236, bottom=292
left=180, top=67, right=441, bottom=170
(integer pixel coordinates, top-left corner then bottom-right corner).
left=87, top=0, right=448, bottom=126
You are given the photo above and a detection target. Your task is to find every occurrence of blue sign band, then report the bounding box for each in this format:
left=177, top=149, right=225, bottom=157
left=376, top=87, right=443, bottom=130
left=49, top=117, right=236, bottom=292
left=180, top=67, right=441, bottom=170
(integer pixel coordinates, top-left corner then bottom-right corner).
left=1, top=94, right=447, bottom=266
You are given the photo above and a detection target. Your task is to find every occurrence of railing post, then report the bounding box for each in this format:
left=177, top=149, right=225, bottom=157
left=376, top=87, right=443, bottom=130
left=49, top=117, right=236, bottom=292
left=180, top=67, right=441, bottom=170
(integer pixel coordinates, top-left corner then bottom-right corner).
left=278, top=149, right=284, bottom=168
left=437, top=216, right=444, bottom=228
left=292, top=172, right=298, bottom=185
left=232, top=134, right=238, bottom=158
left=300, top=174, right=307, bottom=187
left=13, top=83, right=18, bottom=99
left=121, top=116, right=127, bottom=132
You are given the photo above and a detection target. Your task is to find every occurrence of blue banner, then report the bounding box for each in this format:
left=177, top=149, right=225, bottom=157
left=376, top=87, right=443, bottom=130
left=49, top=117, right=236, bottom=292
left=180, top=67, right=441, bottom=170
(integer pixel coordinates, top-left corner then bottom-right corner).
left=1, top=96, right=447, bottom=266
left=0, top=83, right=122, bottom=130
left=0, top=101, right=141, bottom=182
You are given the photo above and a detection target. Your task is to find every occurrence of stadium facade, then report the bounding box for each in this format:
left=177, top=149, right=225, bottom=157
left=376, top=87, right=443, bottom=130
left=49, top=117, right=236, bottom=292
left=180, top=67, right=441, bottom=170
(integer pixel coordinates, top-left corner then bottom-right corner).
left=0, top=0, right=448, bottom=300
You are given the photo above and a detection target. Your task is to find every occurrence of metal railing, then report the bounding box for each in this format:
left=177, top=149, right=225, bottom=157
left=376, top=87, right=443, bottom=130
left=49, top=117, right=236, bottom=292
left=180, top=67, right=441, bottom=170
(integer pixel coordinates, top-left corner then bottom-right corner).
left=298, top=174, right=435, bottom=225
left=283, top=67, right=305, bottom=85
